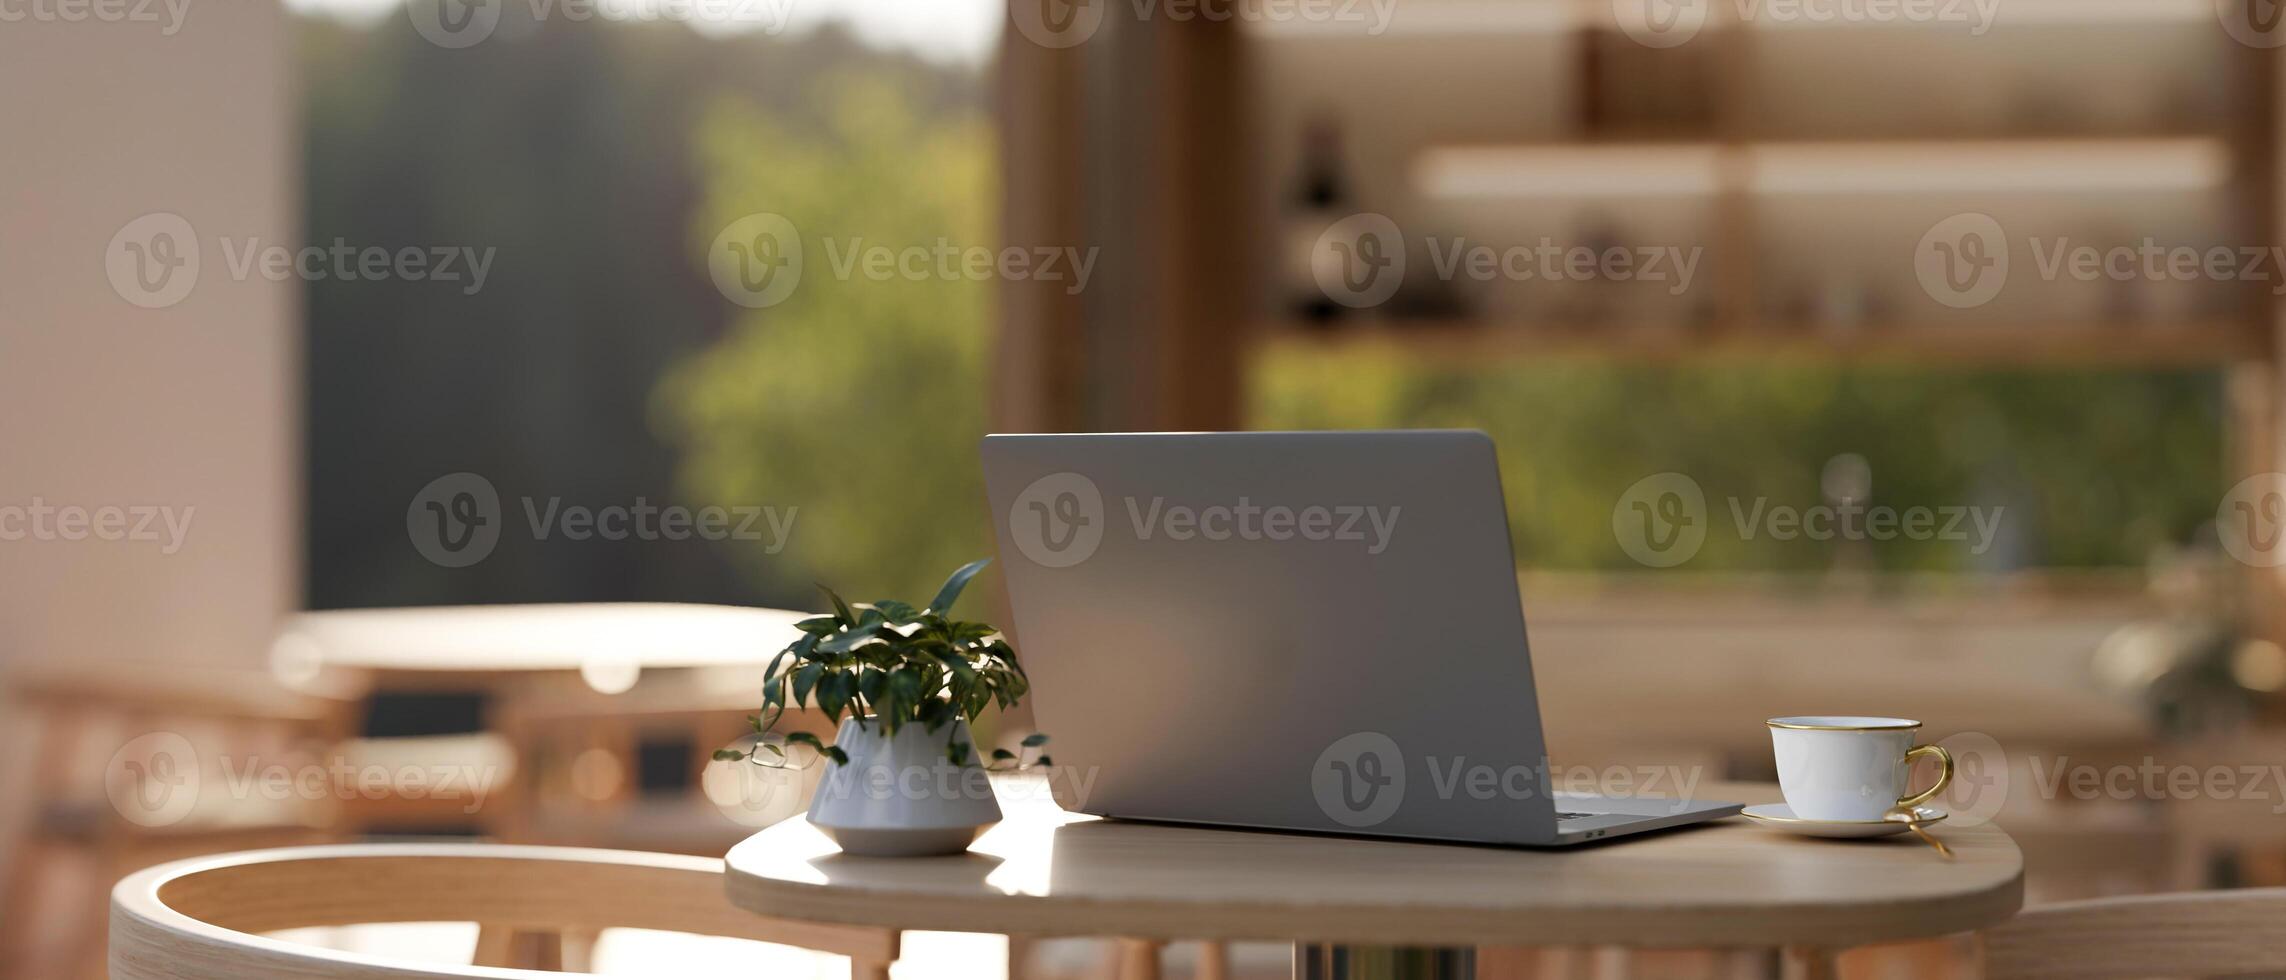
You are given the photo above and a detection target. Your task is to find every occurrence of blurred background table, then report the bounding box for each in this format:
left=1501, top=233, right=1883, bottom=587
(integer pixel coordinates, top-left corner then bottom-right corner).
left=271, top=603, right=811, bottom=843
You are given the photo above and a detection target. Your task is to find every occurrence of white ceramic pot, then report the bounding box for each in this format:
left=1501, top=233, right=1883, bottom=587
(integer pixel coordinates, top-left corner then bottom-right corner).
left=806, top=715, right=1003, bottom=856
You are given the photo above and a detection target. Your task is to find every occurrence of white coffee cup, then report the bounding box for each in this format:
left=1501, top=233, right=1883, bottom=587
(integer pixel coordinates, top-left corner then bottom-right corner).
left=1768, top=716, right=1953, bottom=822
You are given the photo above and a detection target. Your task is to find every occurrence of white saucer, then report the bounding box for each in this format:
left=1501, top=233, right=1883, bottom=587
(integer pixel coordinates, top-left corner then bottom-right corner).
left=1739, top=804, right=1948, bottom=839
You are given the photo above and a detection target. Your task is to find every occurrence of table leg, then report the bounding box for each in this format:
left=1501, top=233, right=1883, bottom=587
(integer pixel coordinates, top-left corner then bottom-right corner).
left=1199, top=940, right=1232, bottom=980
left=1119, top=938, right=1163, bottom=980
left=1294, top=945, right=1477, bottom=979
left=1780, top=946, right=1838, bottom=980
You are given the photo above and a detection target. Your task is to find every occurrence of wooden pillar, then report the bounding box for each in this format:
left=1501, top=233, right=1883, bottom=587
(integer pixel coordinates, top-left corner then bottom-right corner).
left=2235, top=10, right=2286, bottom=679
left=993, top=1, right=1251, bottom=435
left=994, top=1, right=1092, bottom=435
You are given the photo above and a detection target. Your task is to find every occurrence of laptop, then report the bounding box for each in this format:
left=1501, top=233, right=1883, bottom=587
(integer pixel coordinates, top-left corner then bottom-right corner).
left=981, top=429, right=1741, bottom=846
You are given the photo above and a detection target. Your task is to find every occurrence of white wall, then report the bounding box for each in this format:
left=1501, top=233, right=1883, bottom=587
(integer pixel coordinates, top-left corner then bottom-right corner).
left=0, top=0, right=299, bottom=669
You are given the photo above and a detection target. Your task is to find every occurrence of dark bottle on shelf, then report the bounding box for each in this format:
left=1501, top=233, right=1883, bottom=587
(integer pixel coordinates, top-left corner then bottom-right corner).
left=1284, top=116, right=1351, bottom=327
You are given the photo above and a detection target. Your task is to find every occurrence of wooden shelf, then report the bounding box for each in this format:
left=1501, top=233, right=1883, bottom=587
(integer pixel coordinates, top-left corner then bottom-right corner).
left=1248, top=0, right=2210, bottom=37
left=1256, top=318, right=2265, bottom=364
left=1417, top=137, right=2233, bottom=199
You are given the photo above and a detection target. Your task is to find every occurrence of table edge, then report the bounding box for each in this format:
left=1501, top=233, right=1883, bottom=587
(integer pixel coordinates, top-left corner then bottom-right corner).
left=721, top=832, right=2026, bottom=949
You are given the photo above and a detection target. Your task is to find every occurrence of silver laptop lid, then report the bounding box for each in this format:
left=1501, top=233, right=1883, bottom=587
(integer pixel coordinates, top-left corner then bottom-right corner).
left=982, top=430, right=1558, bottom=844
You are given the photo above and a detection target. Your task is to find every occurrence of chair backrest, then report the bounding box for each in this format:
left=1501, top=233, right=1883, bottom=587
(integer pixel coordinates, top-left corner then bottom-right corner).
left=1985, top=887, right=2286, bottom=980
left=110, top=843, right=896, bottom=979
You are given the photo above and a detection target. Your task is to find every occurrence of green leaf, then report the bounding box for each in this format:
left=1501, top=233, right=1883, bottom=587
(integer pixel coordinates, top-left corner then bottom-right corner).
left=888, top=666, right=925, bottom=710
left=822, top=585, right=856, bottom=626
left=712, top=748, right=747, bottom=761
left=1021, top=732, right=1050, bottom=748
left=826, top=746, right=849, bottom=766
left=948, top=740, right=971, bottom=766
left=791, top=662, right=824, bottom=705
left=814, top=672, right=845, bottom=721
left=1034, top=754, right=1053, bottom=767
left=817, top=622, right=883, bottom=655
left=857, top=667, right=887, bottom=706
left=794, top=615, right=842, bottom=635
left=991, top=748, right=1017, bottom=762
left=784, top=731, right=827, bottom=754
left=930, top=648, right=979, bottom=683
left=927, top=557, right=992, bottom=614
left=871, top=599, right=920, bottom=624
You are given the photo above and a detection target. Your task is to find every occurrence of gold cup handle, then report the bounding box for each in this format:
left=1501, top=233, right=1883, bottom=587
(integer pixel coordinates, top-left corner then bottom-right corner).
left=1895, top=744, right=1955, bottom=811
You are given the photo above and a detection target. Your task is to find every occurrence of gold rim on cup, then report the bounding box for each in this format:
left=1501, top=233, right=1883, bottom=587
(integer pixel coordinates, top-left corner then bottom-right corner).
left=1765, top=716, right=1922, bottom=732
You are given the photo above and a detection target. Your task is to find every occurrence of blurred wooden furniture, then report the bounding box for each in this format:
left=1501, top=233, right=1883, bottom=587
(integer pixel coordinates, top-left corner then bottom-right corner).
left=725, top=777, right=2022, bottom=979
left=1, top=665, right=359, bottom=979
left=1984, top=886, right=2286, bottom=980
left=2154, top=734, right=2286, bottom=890
left=493, top=667, right=836, bottom=855
left=109, top=843, right=898, bottom=979
left=276, top=604, right=807, bottom=681
left=1523, top=583, right=2156, bottom=765
left=273, top=604, right=809, bottom=838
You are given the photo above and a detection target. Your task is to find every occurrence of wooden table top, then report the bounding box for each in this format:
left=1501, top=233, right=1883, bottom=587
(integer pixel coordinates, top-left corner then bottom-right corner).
left=275, top=603, right=807, bottom=678
left=724, top=778, right=2023, bottom=949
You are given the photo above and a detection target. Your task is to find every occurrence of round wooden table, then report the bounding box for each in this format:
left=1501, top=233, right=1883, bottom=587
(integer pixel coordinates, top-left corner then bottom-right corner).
left=724, top=778, right=2023, bottom=979
left=275, top=603, right=808, bottom=686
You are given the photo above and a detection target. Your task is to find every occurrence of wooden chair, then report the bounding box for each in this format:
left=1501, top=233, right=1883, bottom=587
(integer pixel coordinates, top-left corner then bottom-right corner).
left=1984, top=887, right=2286, bottom=980
left=109, top=843, right=899, bottom=978
left=1, top=665, right=360, bottom=979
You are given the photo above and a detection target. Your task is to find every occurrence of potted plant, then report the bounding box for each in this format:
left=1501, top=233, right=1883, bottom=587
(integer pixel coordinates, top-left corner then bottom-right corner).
left=714, top=558, right=1050, bottom=856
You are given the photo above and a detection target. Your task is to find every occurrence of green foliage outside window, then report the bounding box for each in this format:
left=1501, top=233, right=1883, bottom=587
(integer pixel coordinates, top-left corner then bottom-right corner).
left=658, top=75, right=995, bottom=609
left=1253, top=344, right=2224, bottom=575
